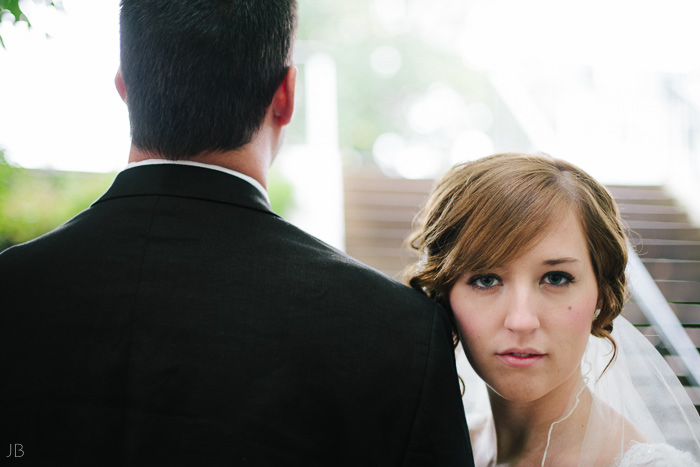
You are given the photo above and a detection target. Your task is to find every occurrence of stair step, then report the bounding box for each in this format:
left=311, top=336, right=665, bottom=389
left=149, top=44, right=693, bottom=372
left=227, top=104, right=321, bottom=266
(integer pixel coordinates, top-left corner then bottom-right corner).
left=614, top=198, right=678, bottom=207
left=641, top=259, right=700, bottom=281
left=345, top=207, right=419, bottom=224
left=607, top=186, right=670, bottom=200
left=661, top=359, right=700, bottom=405
left=344, top=175, right=434, bottom=194
left=633, top=239, right=700, bottom=246
left=621, top=211, right=691, bottom=223
left=345, top=191, right=430, bottom=208
left=626, top=222, right=699, bottom=238
left=627, top=227, right=700, bottom=242
left=346, top=227, right=412, bottom=241
left=686, top=387, right=700, bottom=406
left=348, top=246, right=416, bottom=261
left=618, top=204, right=686, bottom=215
left=635, top=242, right=700, bottom=260
left=655, top=280, right=700, bottom=303
left=625, top=302, right=700, bottom=325
left=637, top=326, right=700, bottom=349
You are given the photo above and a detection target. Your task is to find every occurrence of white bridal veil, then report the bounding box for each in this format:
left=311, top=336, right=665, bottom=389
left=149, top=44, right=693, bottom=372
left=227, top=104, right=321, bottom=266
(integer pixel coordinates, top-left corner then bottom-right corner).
left=458, top=316, right=700, bottom=466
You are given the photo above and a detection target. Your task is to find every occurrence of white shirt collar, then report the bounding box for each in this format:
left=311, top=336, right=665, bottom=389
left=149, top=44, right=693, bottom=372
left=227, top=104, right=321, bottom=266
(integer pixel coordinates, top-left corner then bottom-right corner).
left=125, top=159, right=270, bottom=204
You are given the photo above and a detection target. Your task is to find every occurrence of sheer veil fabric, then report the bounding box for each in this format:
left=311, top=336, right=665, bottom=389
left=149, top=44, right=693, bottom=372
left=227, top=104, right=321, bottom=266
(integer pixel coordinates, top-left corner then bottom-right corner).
left=458, top=316, right=700, bottom=466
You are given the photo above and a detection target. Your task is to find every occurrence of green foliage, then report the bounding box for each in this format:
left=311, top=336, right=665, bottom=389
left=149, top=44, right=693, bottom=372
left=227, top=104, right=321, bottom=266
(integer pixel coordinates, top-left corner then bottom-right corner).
left=0, top=0, right=24, bottom=23
left=0, top=149, right=296, bottom=252
left=0, top=0, right=60, bottom=48
left=0, top=151, right=114, bottom=251
left=268, top=167, right=295, bottom=216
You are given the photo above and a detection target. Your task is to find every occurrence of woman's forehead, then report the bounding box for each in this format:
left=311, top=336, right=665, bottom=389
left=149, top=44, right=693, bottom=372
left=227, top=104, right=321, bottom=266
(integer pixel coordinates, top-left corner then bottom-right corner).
left=455, top=206, right=583, bottom=270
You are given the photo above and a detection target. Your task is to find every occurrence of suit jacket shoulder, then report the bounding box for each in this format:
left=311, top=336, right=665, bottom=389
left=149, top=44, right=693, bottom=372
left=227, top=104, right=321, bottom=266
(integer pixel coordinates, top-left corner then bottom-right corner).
left=1, top=164, right=472, bottom=466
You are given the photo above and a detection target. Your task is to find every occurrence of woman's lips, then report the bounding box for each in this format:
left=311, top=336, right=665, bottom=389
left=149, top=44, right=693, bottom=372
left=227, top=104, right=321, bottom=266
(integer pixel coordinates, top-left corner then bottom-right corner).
left=497, top=349, right=546, bottom=368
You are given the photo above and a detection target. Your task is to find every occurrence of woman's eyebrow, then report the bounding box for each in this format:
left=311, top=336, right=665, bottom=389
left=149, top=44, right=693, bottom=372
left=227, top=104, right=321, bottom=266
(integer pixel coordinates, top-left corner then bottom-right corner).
left=543, top=257, right=580, bottom=266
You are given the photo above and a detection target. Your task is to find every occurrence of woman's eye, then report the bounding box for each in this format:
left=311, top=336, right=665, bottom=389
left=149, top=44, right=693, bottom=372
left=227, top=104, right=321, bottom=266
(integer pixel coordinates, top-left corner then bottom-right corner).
left=469, top=275, right=501, bottom=289
left=542, top=272, right=574, bottom=286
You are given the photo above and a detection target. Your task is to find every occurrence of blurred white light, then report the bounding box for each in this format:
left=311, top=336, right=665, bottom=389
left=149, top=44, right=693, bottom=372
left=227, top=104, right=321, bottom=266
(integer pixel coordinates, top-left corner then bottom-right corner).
left=395, top=143, right=444, bottom=179
left=409, top=0, right=469, bottom=50
left=408, top=98, right=439, bottom=134
left=373, top=0, right=407, bottom=26
left=459, top=0, right=700, bottom=73
left=339, top=15, right=369, bottom=45
left=373, top=133, right=444, bottom=179
left=0, top=0, right=128, bottom=172
left=1, top=10, right=15, bottom=25
left=372, top=132, right=406, bottom=172
left=450, top=130, right=494, bottom=165
left=370, top=45, right=402, bottom=76
left=408, top=83, right=468, bottom=134
left=465, top=102, right=494, bottom=133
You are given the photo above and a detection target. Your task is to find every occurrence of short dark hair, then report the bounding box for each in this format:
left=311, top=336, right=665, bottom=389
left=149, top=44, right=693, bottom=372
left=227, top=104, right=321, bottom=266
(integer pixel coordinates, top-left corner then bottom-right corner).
left=119, top=0, right=297, bottom=159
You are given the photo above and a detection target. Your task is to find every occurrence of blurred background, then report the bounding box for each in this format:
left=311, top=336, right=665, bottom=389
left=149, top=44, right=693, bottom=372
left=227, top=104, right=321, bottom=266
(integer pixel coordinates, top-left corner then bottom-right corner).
left=1, top=0, right=699, bottom=257
left=2, top=0, right=700, bottom=414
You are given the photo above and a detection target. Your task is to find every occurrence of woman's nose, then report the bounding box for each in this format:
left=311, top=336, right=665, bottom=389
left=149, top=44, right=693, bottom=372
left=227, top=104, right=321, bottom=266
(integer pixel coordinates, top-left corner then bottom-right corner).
left=503, top=287, right=540, bottom=333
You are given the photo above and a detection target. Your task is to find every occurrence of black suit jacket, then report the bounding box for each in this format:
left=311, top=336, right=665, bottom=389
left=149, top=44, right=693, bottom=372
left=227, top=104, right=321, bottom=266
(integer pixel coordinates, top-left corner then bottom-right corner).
left=1, top=164, right=473, bottom=466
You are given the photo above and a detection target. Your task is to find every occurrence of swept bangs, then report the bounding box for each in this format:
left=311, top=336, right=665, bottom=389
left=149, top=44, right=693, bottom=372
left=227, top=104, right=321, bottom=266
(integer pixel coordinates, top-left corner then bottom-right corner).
left=409, top=153, right=581, bottom=304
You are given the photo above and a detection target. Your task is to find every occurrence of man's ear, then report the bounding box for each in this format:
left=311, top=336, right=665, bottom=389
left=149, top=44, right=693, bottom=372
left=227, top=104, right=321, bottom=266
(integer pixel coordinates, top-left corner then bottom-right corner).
left=271, top=66, right=297, bottom=126
left=115, top=67, right=127, bottom=103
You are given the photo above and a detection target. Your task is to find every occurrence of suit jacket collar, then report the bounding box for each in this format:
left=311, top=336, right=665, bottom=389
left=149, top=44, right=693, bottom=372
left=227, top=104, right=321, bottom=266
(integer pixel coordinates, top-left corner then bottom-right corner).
left=94, top=164, right=276, bottom=216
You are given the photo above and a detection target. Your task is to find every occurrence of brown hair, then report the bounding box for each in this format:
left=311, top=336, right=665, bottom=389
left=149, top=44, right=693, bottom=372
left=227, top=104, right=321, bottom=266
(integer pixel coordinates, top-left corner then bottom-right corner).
left=406, top=153, right=629, bottom=357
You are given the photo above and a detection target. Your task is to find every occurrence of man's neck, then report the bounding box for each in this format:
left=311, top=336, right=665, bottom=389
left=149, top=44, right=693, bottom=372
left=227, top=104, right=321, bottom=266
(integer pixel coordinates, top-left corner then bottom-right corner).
left=127, top=143, right=271, bottom=189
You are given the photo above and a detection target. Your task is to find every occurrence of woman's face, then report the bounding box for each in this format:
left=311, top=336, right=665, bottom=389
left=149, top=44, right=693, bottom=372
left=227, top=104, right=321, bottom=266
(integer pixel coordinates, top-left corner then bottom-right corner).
left=449, top=211, right=599, bottom=404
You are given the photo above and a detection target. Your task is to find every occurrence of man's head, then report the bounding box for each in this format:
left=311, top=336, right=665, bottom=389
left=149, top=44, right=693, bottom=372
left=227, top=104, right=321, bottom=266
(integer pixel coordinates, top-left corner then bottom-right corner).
left=118, top=0, right=298, bottom=160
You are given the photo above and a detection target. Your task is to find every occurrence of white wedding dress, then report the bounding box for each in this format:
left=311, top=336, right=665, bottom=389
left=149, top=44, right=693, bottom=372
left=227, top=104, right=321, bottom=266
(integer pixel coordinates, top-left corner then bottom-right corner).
left=459, top=317, right=700, bottom=466
left=618, top=443, right=699, bottom=466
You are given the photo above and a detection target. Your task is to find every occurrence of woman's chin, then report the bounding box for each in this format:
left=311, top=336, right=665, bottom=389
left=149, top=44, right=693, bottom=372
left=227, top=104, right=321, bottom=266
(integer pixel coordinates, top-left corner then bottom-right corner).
left=486, top=383, right=544, bottom=404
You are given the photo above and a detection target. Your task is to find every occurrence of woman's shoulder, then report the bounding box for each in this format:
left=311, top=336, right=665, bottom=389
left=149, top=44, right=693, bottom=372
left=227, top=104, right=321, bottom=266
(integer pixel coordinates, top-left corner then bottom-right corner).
left=617, top=442, right=700, bottom=466
left=583, top=395, right=647, bottom=465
